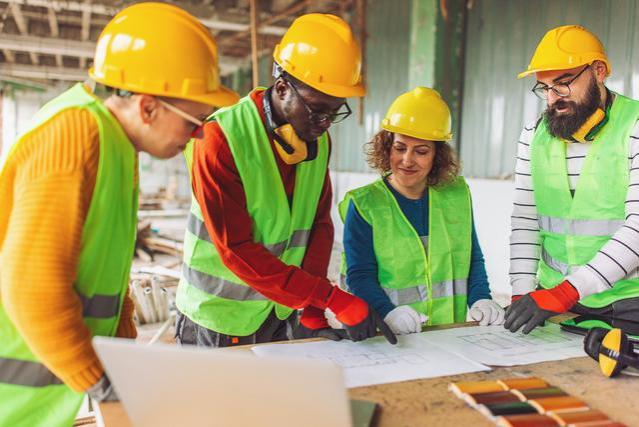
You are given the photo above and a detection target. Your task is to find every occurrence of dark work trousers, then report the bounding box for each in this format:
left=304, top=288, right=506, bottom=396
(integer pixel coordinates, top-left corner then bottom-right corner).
left=572, top=296, right=639, bottom=323
left=175, top=308, right=298, bottom=348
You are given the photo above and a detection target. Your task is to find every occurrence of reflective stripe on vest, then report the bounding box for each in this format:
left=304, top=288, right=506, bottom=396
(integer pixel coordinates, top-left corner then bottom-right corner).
left=78, top=293, right=120, bottom=318
left=531, top=93, right=639, bottom=308
left=0, top=358, right=63, bottom=387
left=538, top=215, right=624, bottom=236
left=181, top=264, right=267, bottom=301
left=186, top=213, right=311, bottom=257
left=541, top=247, right=570, bottom=276
left=384, top=279, right=468, bottom=305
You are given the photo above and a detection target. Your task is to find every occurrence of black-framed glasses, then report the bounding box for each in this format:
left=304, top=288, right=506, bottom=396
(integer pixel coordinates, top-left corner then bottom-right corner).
left=285, top=79, right=352, bottom=124
left=531, top=65, right=591, bottom=100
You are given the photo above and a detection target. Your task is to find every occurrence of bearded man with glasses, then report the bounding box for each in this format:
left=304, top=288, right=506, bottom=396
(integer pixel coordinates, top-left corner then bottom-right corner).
left=505, top=25, right=639, bottom=335
left=175, top=13, right=397, bottom=349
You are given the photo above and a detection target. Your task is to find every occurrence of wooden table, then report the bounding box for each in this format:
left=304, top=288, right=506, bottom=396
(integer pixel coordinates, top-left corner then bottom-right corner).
left=98, top=324, right=639, bottom=427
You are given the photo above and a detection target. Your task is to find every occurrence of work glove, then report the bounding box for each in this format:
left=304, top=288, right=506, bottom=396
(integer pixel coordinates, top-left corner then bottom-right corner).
left=326, top=287, right=397, bottom=344
left=469, top=299, right=505, bottom=326
left=511, top=294, right=524, bottom=304
left=383, top=306, right=428, bottom=335
left=504, top=280, right=579, bottom=334
left=87, top=374, right=119, bottom=402
left=293, top=306, right=349, bottom=341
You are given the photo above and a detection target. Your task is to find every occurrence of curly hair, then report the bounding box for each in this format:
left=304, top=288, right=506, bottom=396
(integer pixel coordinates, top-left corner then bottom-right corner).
left=365, top=129, right=460, bottom=187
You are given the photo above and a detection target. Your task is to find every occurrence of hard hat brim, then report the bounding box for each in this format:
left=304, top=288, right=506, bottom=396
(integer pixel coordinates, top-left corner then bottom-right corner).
left=381, top=123, right=452, bottom=142
left=299, top=75, right=366, bottom=99
left=192, top=84, right=240, bottom=107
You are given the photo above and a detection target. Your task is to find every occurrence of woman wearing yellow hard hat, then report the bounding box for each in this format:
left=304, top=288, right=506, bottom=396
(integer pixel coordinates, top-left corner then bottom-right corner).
left=0, top=3, right=238, bottom=426
left=339, top=87, right=504, bottom=335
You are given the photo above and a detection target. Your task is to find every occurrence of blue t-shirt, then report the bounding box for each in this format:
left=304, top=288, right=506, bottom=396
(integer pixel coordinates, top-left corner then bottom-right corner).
left=343, top=178, right=492, bottom=318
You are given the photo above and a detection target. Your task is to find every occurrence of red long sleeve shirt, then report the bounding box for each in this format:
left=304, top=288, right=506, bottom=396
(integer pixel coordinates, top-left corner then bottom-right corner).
left=191, top=89, right=335, bottom=309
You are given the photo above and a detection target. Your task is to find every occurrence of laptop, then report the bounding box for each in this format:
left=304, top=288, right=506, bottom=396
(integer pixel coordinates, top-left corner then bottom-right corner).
left=93, top=337, right=352, bottom=427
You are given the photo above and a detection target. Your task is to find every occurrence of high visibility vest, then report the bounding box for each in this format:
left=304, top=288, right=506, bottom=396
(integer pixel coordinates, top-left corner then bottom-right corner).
left=338, top=177, right=472, bottom=325
left=0, top=83, right=138, bottom=427
left=176, top=90, right=328, bottom=336
left=532, top=93, right=639, bottom=307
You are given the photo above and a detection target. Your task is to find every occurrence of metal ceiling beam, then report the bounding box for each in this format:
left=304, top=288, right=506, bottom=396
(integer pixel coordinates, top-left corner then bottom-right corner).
left=0, top=63, right=86, bottom=81
left=0, top=33, right=95, bottom=58
left=79, top=5, right=91, bottom=68
left=0, top=34, right=248, bottom=76
left=46, top=7, right=64, bottom=68
left=3, top=0, right=288, bottom=35
left=8, top=3, right=39, bottom=64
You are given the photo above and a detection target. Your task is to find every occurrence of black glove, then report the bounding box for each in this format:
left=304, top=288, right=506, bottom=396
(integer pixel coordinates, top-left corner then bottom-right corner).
left=343, top=308, right=398, bottom=344
left=87, top=374, right=119, bottom=402
left=504, top=294, right=555, bottom=334
left=293, top=323, right=349, bottom=341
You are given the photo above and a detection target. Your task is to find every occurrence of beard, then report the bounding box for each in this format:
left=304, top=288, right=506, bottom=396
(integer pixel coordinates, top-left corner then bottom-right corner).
left=544, top=77, right=601, bottom=140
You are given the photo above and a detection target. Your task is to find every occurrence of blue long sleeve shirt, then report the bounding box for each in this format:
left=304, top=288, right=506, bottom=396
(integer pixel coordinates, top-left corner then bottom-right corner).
left=343, top=178, right=492, bottom=318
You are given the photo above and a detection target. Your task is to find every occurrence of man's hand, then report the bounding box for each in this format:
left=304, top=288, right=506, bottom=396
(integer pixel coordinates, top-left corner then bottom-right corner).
left=293, top=306, right=348, bottom=341
left=326, top=288, right=397, bottom=344
left=504, top=280, right=579, bottom=334
left=87, top=374, right=118, bottom=402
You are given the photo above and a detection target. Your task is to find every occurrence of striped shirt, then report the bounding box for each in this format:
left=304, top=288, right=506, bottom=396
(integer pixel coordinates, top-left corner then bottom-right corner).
left=509, top=117, right=639, bottom=298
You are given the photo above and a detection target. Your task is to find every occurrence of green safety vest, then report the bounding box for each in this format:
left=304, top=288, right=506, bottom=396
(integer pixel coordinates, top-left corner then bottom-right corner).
left=532, top=93, right=639, bottom=307
left=338, top=177, right=472, bottom=325
left=176, top=90, right=328, bottom=336
left=0, top=83, right=138, bottom=427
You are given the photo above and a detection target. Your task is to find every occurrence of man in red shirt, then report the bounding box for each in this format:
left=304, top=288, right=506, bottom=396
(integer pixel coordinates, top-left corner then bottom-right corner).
left=175, top=13, right=396, bottom=348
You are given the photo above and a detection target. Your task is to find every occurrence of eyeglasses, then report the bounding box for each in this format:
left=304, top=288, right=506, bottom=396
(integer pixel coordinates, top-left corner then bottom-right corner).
left=285, top=79, right=352, bottom=124
left=531, top=65, right=591, bottom=100
left=157, top=98, right=205, bottom=138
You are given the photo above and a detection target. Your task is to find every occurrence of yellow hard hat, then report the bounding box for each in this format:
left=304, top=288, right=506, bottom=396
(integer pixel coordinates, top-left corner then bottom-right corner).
left=89, top=2, right=238, bottom=107
left=273, top=13, right=365, bottom=98
left=381, top=87, right=452, bottom=142
left=518, top=25, right=611, bottom=79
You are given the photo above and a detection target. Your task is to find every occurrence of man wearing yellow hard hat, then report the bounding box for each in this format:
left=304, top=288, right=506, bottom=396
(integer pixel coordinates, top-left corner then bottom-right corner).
left=0, top=3, right=237, bottom=426
left=339, top=87, right=504, bottom=335
left=505, top=25, right=639, bottom=334
left=175, top=13, right=397, bottom=348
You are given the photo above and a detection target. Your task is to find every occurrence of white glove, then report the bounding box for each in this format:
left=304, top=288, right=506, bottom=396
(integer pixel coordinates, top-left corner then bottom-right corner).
left=383, top=306, right=428, bottom=335
left=469, top=299, right=505, bottom=326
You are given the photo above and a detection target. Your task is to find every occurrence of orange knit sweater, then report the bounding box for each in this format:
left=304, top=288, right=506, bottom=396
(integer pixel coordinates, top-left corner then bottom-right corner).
left=0, top=107, right=137, bottom=393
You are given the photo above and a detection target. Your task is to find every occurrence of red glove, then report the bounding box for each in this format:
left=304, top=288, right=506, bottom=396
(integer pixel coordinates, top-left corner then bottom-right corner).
left=504, top=280, right=579, bottom=334
left=299, top=306, right=331, bottom=330
left=529, top=280, right=579, bottom=312
left=294, top=306, right=348, bottom=341
left=325, top=287, right=397, bottom=344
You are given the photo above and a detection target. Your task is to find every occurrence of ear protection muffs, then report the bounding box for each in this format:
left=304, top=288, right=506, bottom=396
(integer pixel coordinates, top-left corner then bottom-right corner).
left=584, top=328, right=639, bottom=377
left=263, top=87, right=318, bottom=165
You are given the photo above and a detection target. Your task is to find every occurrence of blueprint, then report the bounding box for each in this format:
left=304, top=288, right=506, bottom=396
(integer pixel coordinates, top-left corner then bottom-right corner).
left=252, top=334, right=490, bottom=388
left=423, top=323, right=585, bottom=366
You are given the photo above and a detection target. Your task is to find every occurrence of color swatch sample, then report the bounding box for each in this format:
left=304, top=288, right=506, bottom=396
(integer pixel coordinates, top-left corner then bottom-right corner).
left=548, top=409, right=609, bottom=426
left=528, top=396, right=588, bottom=414
left=449, top=377, right=624, bottom=426
left=496, top=413, right=560, bottom=427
